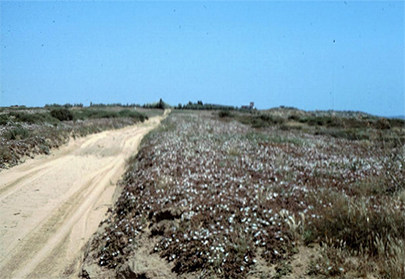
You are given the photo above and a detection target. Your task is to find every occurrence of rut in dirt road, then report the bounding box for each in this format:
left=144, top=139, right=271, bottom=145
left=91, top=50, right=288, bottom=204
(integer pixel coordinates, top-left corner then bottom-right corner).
left=0, top=113, right=167, bottom=279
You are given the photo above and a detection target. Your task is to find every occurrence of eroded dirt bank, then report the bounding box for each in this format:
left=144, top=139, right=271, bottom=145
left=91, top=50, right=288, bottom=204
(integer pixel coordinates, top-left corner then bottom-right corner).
left=0, top=113, right=167, bottom=279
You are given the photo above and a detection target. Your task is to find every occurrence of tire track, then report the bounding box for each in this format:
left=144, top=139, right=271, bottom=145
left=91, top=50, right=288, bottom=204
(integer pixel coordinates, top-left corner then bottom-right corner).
left=0, top=112, right=168, bottom=279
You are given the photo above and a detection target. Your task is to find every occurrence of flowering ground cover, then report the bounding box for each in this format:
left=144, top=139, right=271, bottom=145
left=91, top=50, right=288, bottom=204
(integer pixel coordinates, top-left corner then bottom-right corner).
left=84, top=110, right=404, bottom=278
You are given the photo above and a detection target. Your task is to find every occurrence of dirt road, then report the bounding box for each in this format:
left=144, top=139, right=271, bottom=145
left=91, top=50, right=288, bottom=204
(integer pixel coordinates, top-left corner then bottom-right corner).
left=0, top=113, right=166, bottom=279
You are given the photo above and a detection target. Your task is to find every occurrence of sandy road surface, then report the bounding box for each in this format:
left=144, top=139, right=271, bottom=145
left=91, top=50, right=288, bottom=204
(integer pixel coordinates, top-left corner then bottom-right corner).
left=0, top=113, right=167, bottom=279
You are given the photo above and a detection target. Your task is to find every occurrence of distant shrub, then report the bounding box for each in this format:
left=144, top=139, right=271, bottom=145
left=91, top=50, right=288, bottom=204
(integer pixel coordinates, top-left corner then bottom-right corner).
left=375, top=118, right=391, bottom=130
left=0, top=114, right=9, bottom=125
left=254, top=115, right=284, bottom=128
left=118, top=110, right=148, bottom=122
left=88, top=110, right=118, bottom=119
left=387, top=118, right=405, bottom=128
left=235, top=113, right=285, bottom=128
left=7, top=112, right=56, bottom=124
left=218, top=110, right=233, bottom=118
left=316, top=129, right=370, bottom=141
left=4, top=127, right=30, bottom=140
left=89, top=102, right=139, bottom=108
left=288, top=115, right=301, bottom=122
left=343, top=117, right=365, bottom=128
left=308, top=117, right=329, bottom=126
left=45, top=103, right=84, bottom=108
left=51, top=108, right=74, bottom=121
left=73, top=109, right=148, bottom=122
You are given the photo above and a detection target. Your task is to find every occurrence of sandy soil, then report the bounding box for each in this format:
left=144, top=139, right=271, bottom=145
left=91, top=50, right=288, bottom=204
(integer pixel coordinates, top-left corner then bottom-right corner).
left=0, top=113, right=167, bottom=279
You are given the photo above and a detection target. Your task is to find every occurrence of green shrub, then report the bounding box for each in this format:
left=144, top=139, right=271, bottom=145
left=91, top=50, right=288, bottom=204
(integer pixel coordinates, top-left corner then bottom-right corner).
left=73, top=109, right=148, bottom=122
left=218, top=110, right=233, bottom=118
left=288, top=115, right=301, bottom=122
left=315, top=128, right=370, bottom=141
left=375, top=118, right=391, bottom=130
left=73, top=109, right=118, bottom=120
left=236, top=114, right=285, bottom=128
left=51, top=108, right=73, bottom=121
left=4, top=127, right=31, bottom=140
left=0, top=114, right=9, bottom=125
left=387, top=118, right=405, bottom=128
left=118, top=110, right=148, bottom=122
left=8, top=112, right=55, bottom=124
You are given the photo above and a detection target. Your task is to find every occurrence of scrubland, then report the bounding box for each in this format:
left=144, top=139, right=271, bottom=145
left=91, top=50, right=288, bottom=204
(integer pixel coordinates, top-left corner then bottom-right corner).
left=82, top=110, right=405, bottom=279
left=0, top=107, right=162, bottom=169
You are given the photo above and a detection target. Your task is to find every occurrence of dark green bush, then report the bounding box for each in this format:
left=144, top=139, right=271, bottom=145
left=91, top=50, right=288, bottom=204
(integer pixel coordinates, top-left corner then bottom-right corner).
left=51, top=108, right=74, bottom=121
left=235, top=113, right=285, bottom=128
left=8, top=112, right=56, bottom=124
left=0, top=114, right=9, bottom=125
left=387, top=118, right=405, bottom=128
left=316, top=129, right=370, bottom=141
left=288, top=115, right=301, bottom=121
left=375, top=118, right=391, bottom=130
left=118, top=110, right=148, bottom=122
left=73, top=109, right=148, bottom=122
left=218, top=110, right=233, bottom=118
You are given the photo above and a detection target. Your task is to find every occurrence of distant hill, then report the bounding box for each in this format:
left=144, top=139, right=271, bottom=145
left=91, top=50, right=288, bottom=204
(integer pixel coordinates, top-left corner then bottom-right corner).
left=389, top=115, right=405, bottom=120
left=264, top=106, right=378, bottom=119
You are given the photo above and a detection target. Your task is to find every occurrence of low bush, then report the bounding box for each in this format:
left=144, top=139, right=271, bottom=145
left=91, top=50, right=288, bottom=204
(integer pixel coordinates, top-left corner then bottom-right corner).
left=50, top=108, right=74, bottom=121
left=288, top=115, right=301, bottom=122
left=0, top=114, right=9, bottom=125
left=73, top=109, right=148, bottom=122
left=375, top=118, right=391, bottom=130
left=218, top=110, right=234, bottom=118
left=315, top=128, right=370, bottom=141
left=118, top=110, right=148, bottom=122
left=236, top=114, right=285, bottom=128
left=387, top=118, right=405, bottom=128
left=3, top=127, right=31, bottom=140
left=8, top=112, right=56, bottom=124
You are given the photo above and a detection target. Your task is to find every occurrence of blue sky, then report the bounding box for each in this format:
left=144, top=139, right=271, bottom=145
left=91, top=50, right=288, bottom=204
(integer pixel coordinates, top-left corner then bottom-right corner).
left=0, top=1, right=404, bottom=116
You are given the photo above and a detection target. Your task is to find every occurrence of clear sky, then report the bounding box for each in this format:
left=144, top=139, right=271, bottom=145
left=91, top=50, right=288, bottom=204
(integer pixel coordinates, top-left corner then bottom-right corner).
left=0, top=1, right=404, bottom=116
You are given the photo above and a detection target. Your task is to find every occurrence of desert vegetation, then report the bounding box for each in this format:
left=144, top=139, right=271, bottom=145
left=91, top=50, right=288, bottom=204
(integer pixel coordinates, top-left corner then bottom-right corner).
left=83, top=110, right=405, bottom=278
left=0, top=106, right=162, bottom=169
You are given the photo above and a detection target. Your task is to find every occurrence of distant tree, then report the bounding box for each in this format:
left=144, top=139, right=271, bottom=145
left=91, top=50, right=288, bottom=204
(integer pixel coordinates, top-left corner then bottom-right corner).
left=158, top=98, right=165, bottom=109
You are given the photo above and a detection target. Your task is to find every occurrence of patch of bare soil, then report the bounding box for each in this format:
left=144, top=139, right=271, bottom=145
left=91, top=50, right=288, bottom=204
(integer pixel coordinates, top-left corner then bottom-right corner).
left=81, top=225, right=176, bottom=279
left=0, top=113, right=167, bottom=279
